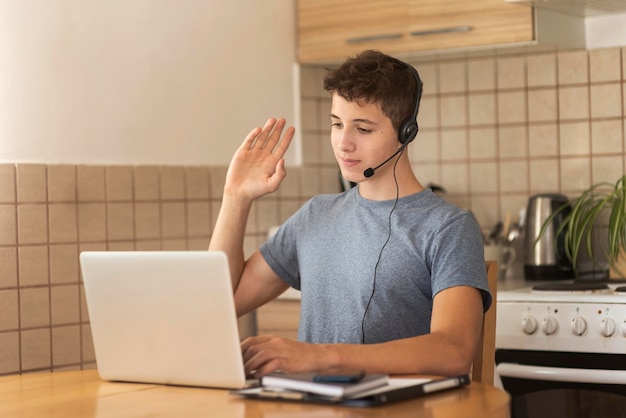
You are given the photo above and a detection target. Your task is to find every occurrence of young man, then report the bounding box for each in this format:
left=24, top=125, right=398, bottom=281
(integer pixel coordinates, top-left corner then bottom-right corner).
left=209, top=50, right=490, bottom=378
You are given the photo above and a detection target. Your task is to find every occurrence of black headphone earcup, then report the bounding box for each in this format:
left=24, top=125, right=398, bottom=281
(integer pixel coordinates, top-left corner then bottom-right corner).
left=398, top=118, right=419, bottom=145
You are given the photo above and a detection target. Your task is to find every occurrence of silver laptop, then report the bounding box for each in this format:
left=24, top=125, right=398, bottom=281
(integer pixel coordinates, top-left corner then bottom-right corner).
left=80, top=251, right=247, bottom=389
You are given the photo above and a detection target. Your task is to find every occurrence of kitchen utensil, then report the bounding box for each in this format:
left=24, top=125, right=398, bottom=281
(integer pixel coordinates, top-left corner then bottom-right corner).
left=523, top=193, right=574, bottom=280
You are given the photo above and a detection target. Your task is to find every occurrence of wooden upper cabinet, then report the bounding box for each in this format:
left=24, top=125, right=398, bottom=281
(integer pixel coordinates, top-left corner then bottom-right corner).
left=297, top=0, right=534, bottom=63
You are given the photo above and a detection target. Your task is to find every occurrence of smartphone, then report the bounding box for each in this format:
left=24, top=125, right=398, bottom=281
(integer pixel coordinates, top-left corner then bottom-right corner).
left=312, top=370, right=365, bottom=383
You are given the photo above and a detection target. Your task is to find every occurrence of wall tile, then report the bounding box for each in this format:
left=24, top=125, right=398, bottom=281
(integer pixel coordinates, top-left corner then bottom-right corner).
left=300, top=65, right=324, bottom=98
left=592, top=155, right=623, bottom=184
left=441, top=162, right=468, bottom=193
left=21, top=328, right=51, bottom=371
left=441, top=129, right=467, bottom=160
left=500, top=160, right=528, bottom=193
left=591, top=120, right=623, bottom=154
left=590, top=83, right=622, bottom=118
left=527, top=53, right=557, bottom=87
left=529, top=124, right=558, bottom=157
left=0, top=164, right=16, bottom=203
left=469, top=127, right=497, bottom=159
left=160, top=202, right=186, bottom=238
left=77, top=166, right=105, bottom=202
left=20, top=287, right=50, bottom=328
left=51, top=285, right=80, bottom=325
left=133, top=166, right=160, bottom=201
left=560, top=157, right=591, bottom=191
left=440, top=96, right=467, bottom=127
left=410, top=129, right=439, bottom=162
left=499, top=126, right=528, bottom=159
left=135, top=240, right=162, bottom=251
left=209, top=167, right=227, bottom=199
left=16, top=164, right=46, bottom=203
left=161, top=239, right=186, bottom=250
left=185, top=167, right=210, bottom=200
left=467, top=58, right=496, bottom=91
left=134, top=202, right=161, bottom=239
left=256, top=200, right=280, bottom=235
left=301, top=98, right=318, bottom=131
left=47, top=165, right=76, bottom=202
left=498, top=91, right=526, bottom=124
left=0, top=332, right=20, bottom=374
left=77, top=203, right=106, bottom=242
left=470, top=162, right=498, bottom=193
left=17, top=204, right=48, bottom=245
left=186, top=201, right=211, bottom=237
left=416, top=62, right=438, bottom=95
left=48, top=203, right=78, bottom=243
left=417, top=95, right=439, bottom=129
left=301, top=132, right=322, bottom=165
left=529, top=159, right=559, bottom=192
left=18, top=245, right=48, bottom=286
left=160, top=166, right=186, bottom=200
left=560, top=121, right=591, bottom=156
left=81, top=324, right=96, bottom=363
left=49, top=244, right=79, bottom=285
left=0, top=290, right=19, bottom=331
left=528, top=88, right=557, bottom=122
left=0, top=205, right=16, bottom=246
left=559, top=86, right=589, bottom=120
left=470, top=195, right=499, bottom=227
left=439, top=61, right=466, bottom=94
left=106, top=202, right=134, bottom=241
left=0, top=247, right=18, bottom=288
left=468, top=93, right=496, bottom=125
left=589, top=48, right=621, bottom=82
left=497, top=56, right=526, bottom=89
left=105, top=166, right=133, bottom=201
left=558, top=50, right=588, bottom=85
left=278, top=166, right=301, bottom=198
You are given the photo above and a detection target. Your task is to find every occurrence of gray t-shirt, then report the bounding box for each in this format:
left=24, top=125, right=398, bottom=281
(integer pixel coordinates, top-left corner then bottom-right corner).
left=260, top=187, right=491, bottom=344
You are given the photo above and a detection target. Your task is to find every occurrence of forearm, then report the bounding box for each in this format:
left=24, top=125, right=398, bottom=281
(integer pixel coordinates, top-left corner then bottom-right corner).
left=208, top=195, right=254, bottom=290
left=325, top=332, right=476, bottom=377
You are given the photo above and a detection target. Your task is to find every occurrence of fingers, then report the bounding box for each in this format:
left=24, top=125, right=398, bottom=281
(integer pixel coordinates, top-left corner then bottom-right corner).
left=242, top=118, right=295, bottom=156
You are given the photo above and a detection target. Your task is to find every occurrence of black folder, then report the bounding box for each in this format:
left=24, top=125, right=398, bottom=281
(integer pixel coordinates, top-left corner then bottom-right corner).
left=232, top=374, right=471, bottom=407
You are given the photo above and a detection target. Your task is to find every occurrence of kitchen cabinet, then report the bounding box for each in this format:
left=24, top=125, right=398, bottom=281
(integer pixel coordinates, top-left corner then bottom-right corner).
left=297, top=0, right=551, bottom=63
left=256, top=299, right=300, bottom=339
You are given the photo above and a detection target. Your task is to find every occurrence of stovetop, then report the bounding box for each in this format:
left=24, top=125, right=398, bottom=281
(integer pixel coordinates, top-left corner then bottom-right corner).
left=496, top=279, right=626, bottom=354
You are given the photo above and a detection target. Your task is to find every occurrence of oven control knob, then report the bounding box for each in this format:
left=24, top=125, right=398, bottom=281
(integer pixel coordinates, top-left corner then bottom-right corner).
left=542, top=316, right=559, bottom=335
left=521, top=315, right=538, bottom=334
left=570, top=316, right=587, bottom=336
left=600, top=317, right=616, bottom=337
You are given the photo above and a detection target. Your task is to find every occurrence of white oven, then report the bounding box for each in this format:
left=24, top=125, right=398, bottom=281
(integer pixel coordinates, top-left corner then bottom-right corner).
left=495, top=281, right=626, bottom=418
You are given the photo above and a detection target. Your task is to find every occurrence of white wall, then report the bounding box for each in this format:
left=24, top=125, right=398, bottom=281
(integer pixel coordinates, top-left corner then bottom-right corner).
left=0, top=0, right=298, bottom=165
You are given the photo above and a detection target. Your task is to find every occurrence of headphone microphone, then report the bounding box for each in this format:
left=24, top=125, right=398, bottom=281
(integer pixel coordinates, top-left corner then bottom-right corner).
left=362, top=64, right=423, bottom=179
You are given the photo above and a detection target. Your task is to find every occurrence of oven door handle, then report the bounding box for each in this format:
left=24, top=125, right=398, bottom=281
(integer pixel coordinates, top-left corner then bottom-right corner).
left=497, top=363, right=626, bottom=385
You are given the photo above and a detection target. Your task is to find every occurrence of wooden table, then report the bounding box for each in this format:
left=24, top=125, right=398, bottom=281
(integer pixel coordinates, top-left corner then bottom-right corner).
left=0, top=369, right=510, bottom=417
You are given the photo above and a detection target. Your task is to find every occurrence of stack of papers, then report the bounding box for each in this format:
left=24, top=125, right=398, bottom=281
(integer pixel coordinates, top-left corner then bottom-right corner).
left=261, top=372, right=388, bottom=398
left=232, top=373, right=471, bottom=407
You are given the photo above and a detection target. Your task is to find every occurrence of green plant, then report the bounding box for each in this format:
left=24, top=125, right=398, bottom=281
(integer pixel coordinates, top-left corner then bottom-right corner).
left=538, top=175, right=626, bottom=278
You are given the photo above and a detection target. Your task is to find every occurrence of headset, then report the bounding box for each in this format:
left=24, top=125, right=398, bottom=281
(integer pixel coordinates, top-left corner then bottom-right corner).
left=362, top=63, right=423, bottom=178
left=397, top=63, right=423, bottom=145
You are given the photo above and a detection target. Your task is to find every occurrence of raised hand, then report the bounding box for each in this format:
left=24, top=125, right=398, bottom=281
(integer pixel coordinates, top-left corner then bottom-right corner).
left=224, top=118, right=295, bottom=202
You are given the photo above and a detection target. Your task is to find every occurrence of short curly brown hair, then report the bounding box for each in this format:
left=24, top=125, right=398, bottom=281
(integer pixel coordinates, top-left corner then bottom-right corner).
left=323, top=50, right=422, bottom=133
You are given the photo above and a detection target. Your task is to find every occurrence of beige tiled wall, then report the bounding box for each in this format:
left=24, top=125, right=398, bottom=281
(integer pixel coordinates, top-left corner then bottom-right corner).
left=299, top=46, right=626, bottom=234
left=0, top=163, right=338, bottom=375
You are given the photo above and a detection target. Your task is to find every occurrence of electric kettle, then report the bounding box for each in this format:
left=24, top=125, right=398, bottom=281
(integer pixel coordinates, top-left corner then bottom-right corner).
left=523, top=193, right=574, bottom=280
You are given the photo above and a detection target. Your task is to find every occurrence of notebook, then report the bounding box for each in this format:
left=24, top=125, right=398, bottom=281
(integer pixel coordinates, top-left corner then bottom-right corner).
left=234, top=374, right=471, bottom=407
left=80, top=251, right=248, bottom=389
